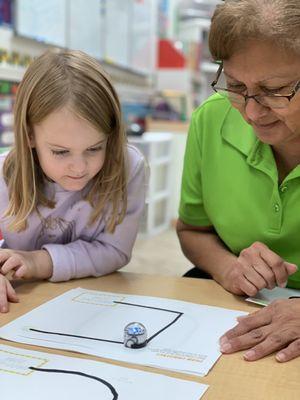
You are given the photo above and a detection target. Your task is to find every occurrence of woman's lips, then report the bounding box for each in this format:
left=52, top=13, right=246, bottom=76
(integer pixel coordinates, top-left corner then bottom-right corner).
left=252, top=120, right=280, bottom=130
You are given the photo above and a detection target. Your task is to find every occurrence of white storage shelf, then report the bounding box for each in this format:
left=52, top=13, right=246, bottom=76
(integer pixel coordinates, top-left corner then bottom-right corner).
left=129, top=132, right=174, bottom=236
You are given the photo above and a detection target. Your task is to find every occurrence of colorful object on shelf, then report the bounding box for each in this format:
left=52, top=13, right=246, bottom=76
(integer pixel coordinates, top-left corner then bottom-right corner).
left=0, top=79, right=17, bottom=147
left=158, top=39, right=186, bottom=69
left=151, top=90, right=187, bottom=121
left=0, top=80, right=18, bottom=95
left=0, top=47, right=33, bottom=68
left=0, top=0, right=12, bottom=26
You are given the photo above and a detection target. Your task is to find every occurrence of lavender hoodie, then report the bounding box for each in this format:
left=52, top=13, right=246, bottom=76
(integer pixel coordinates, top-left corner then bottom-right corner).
left=0, top=145, right=146, bottom=281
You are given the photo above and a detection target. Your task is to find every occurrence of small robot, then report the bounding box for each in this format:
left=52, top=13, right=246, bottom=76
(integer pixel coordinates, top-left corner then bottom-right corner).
left=124, top=322, right=147, bottom=349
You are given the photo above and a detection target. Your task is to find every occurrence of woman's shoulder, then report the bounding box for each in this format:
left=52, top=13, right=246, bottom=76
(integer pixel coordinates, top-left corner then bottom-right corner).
left=192, top=93, right=233, bottom=121
left=191, top=93, right=249, bottom=132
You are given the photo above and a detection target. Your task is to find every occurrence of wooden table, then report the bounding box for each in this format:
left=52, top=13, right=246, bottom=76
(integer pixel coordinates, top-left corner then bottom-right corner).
left=1, top=272, right=299, bottom=399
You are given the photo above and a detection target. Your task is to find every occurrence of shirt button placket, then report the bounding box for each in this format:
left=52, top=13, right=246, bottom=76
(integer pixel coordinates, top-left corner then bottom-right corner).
left=280, top=185, right=287, bottom=193
left=268, top=192, right=282, bottom=233
left=274, top=203, right=280, bottom=213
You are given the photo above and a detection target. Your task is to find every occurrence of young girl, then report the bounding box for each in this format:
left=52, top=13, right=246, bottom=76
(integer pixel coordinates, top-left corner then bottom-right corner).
left=0, top=50, right=146, bottom=312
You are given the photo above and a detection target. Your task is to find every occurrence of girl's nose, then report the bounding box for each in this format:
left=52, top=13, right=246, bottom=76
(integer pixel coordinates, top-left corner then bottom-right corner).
left=68, top=156, right=87, bottom=175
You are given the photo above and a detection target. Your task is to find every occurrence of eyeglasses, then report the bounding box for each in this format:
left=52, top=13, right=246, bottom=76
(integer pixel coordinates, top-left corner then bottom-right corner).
left=211, top=63, right=300, bottom=109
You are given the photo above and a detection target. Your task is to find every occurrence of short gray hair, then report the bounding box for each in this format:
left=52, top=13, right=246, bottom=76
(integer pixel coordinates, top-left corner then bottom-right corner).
left=209, top=0, right=300, bottom=60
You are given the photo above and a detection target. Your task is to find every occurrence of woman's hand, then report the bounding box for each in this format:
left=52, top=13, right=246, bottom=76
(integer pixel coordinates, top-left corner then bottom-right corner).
left=0, top=249, right=53, bottom=280
left=221, top=241, right=297, bottom=296
left=0, top=274, right=19, bottom=313
left=219, top=298, right=300, bottom=362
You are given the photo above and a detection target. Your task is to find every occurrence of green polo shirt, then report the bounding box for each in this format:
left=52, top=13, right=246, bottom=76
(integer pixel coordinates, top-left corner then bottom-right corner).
left=179, top=93, right=300, bottom=289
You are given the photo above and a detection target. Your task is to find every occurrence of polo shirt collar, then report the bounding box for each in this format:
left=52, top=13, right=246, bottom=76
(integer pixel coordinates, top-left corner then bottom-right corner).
left=220, top=106, right=300, bottom=182
left=221, top=106, right=277, bottom=180
left=221, top=106, right=257, bottom=156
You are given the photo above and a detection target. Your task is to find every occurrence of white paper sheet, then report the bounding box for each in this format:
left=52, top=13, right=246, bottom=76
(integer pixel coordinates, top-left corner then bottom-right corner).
left=0, top=344, right=208, bottom=399
left=0, top=288, right=247, bottom=376
left=246, top=287, right=300, bottom=306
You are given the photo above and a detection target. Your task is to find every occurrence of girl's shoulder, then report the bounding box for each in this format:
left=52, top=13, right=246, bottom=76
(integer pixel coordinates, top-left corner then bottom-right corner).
left=125, top=144, right=145, bottom=179
left=0, top=150, right=8, bottom=161
left=0, top=151, right=8, bottom=178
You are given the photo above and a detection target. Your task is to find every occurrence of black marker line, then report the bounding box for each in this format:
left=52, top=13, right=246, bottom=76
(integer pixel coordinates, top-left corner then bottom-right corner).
left=30, top=366, right=118, bottom=399
left=29, top=328, right=123, bottom=344
left=147, top=312, right=183, bottom=343
left=113, top=301, right=183, bottom=314
left=29, top=301, right=184, bottom=345
left=113, top=301, right=184, bottom=343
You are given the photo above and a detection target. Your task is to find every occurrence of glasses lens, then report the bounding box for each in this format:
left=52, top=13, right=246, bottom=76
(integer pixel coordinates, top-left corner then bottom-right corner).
left=214, top=88, right=245, bottom=104
left=259, top=96, right=290, bottom=109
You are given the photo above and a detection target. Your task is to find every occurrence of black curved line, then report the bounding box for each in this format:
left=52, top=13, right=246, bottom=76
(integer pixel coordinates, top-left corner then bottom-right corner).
left=30, top=367, right=118, bottom=399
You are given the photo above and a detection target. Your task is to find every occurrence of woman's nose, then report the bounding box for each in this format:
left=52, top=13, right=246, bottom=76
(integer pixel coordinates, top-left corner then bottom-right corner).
left=244, top=97, right=270, bottom=121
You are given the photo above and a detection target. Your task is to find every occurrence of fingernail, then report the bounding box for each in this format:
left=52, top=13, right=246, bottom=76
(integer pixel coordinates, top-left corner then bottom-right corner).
left=1, top=306, right=7, bottom=313
left=220, top=343, right=232, bottom=353
left=279, top=281, right=287, bottom=288
left=244, top=350, right=255, bottom=360
left=276, top=352, right=286, bottom=362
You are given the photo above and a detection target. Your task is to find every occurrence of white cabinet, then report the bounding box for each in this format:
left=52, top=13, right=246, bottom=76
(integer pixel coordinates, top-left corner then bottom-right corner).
left=129, top=132, right=174, bottom=236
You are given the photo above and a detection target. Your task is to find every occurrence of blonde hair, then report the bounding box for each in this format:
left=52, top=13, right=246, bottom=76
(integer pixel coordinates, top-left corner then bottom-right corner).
left=3, top=49, right=127, bottom=233
left=209, top=0, right=300, bottom=60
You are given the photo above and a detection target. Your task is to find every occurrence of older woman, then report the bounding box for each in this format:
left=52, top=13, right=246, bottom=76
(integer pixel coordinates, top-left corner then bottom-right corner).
left=177, top=0, right=300, bottom=362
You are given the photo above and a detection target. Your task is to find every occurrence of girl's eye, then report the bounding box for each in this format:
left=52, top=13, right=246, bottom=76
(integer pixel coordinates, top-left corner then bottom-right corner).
left=87, top=146, right=103, bottom=153
left=51, top=150, right=69, bottom=157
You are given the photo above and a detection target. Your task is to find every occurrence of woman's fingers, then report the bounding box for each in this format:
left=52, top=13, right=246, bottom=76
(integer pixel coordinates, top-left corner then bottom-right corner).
left=238, top=277, right=261, bottom=297
left=243, top=265, right=268, bottom=290
left=239, top=242, right=298, bottom=289
left=220, top=299, right=300, bottom=362
left=276, top=339, right=300, bottom=362
left=284, top=262, right=298, bottom=277
left=260, top=248, right=297, bottom=287
left=251, top=263, right=276, bottom=289
left=220, top=308, right=270, bottom=348
left=243, top=326, right=300, bottom=361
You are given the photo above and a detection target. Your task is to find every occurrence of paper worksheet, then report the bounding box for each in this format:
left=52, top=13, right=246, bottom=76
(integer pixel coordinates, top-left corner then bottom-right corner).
left=0, top=288, right=247, bottom=376
left=246, top=286, right=300, bottom=306
left=0, top=344, right=208, bottom=399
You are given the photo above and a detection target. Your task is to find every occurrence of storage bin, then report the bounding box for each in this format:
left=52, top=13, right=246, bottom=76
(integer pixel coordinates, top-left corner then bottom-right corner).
left=129, top=132, right=174, bottom=236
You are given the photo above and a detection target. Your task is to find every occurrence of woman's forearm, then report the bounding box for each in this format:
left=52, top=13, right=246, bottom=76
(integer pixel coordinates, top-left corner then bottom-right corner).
left=177, top=228, right=237, bottom=285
